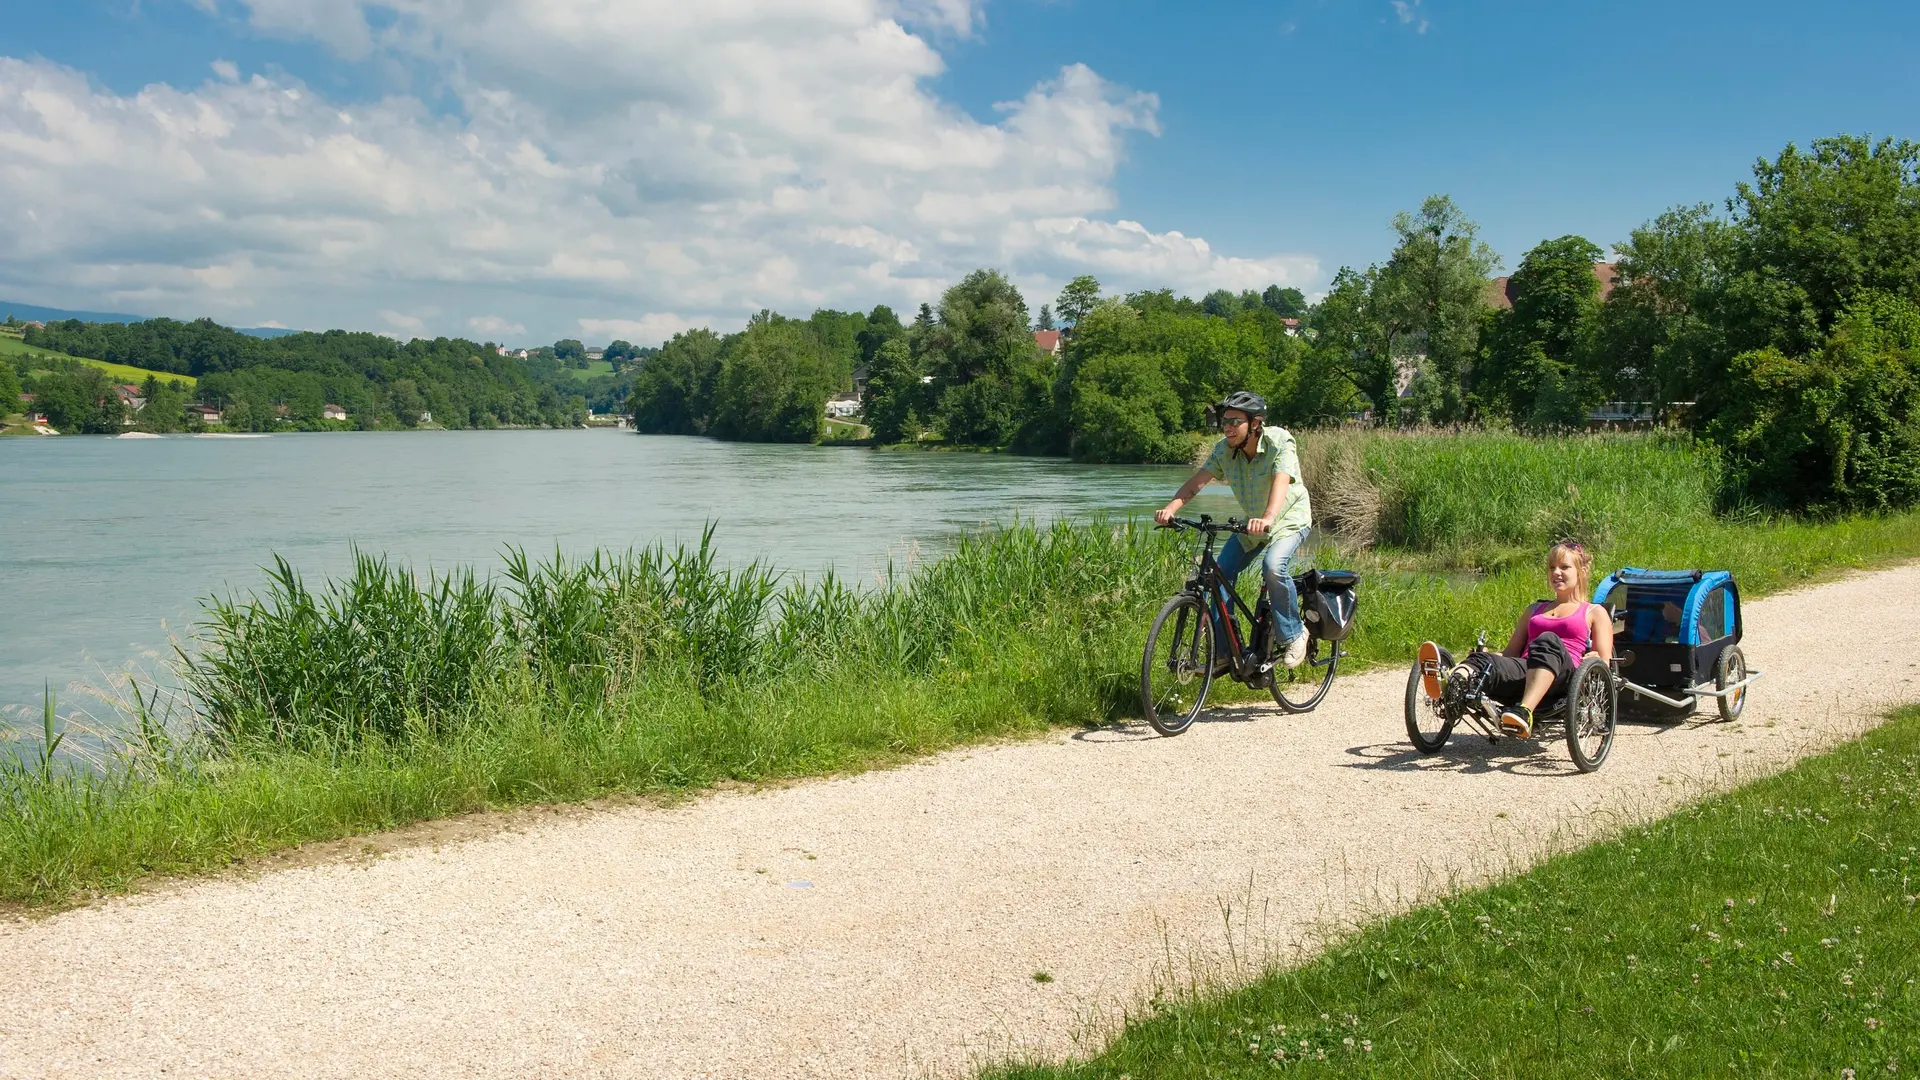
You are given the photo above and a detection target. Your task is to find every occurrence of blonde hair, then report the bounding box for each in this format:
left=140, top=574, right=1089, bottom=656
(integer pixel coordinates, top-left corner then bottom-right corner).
left=1547, top=540, right=1594, bottom=597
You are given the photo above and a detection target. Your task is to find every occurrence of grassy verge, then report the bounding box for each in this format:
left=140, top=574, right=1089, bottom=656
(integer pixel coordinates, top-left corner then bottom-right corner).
left=5, top=430, right=1920, bottom=908
left=988, top=707, right=1920, bottom=1079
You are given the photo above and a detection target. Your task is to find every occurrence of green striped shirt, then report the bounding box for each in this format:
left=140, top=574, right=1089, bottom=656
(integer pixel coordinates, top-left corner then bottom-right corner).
left=1202, top=425, right=1311, bottom=536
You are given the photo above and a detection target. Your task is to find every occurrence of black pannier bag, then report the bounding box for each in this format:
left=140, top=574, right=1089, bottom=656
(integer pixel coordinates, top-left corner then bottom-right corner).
left=1301, top=569, right=1360, bottom=641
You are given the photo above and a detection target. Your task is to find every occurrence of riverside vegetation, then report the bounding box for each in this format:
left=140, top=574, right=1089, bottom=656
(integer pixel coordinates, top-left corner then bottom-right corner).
left=6, top=430, right=1920, bottom=907
left=986, top=707, right=1920, bottom=1079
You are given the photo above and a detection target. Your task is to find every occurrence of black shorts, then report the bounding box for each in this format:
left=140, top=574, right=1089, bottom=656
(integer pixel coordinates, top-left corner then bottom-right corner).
left=1470, top=631, right=1578, bottom=706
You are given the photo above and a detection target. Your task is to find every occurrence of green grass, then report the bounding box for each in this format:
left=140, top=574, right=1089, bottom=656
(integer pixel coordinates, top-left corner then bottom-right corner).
left=565, top=360, right=615, bottom=381
left=5, top=430, right=1920, bottom=908
left=0, top=334, right=198, bottom=387
left=988, top=707, right=1920, bottom=1079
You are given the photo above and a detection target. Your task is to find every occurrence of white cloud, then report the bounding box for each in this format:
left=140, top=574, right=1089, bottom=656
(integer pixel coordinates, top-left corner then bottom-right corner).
left=0, top=1, right=1319, bottom=344
left=468, top=314, right=525, bottom=338
left=210, top=59, right=240, bottom=82
left=1390, top=0, right=1431, bottom=34
left=579, top=314, right=709, bottom=344
left=381, top=309, right=428, bottom=335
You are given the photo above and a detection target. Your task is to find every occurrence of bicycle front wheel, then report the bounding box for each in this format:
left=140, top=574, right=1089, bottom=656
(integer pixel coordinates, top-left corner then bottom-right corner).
left=1141, top=593, right=1215, bottom=736
left=1271, top=635, right=1339, bottom=713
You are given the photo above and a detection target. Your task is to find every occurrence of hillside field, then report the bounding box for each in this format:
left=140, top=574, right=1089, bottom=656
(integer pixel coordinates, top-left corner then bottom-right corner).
left=0, top=331, right=197, bottom=387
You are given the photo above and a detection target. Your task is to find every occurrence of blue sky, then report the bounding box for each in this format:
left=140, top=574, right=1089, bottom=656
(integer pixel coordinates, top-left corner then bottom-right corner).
left=1, top=0, right=1915, bottom=343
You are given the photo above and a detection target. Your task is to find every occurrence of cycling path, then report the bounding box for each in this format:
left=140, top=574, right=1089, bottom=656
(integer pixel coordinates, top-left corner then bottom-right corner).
left=5, top=566, right=1917, bottom=1079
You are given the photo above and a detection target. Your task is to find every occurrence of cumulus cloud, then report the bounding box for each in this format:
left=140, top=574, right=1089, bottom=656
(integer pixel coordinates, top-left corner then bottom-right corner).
left=0, top=1, right=1318, bottom=343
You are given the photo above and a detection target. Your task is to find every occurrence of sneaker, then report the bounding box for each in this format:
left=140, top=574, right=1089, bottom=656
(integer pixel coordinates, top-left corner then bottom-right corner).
left=1499, top=704, right=1534, bottom=738
left=1283, top=632, right=1309, bottom=669
left=1416, top=641, right=1446, bottom=700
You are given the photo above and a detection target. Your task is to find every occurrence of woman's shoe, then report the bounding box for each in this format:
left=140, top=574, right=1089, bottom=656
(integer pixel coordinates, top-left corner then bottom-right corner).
left=1499, top=704, right=1534, bottom=738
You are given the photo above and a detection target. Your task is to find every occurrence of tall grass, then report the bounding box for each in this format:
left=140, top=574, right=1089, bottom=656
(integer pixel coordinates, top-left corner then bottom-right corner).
left=1299, top=428, right=1718, bottom=565
left=6, top=430, right=1920, bottom=906
left=0, top=520, right=1186, bottom=904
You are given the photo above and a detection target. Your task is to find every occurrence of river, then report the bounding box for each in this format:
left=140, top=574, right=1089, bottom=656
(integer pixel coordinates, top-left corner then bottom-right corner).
left=1, top=429, right=1245, bottom=722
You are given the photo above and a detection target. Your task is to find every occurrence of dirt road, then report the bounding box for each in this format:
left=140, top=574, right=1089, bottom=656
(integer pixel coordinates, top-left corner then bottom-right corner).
left=4, top=566, right=1914, bottom=1079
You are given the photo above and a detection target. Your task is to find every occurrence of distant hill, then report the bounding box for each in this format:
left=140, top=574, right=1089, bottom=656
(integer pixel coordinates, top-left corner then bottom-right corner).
left=1, top=299, right=297, bottom=339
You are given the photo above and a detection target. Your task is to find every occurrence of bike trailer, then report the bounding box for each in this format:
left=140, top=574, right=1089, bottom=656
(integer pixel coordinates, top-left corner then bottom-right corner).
left=1591, top=567, right=1759, bottom=715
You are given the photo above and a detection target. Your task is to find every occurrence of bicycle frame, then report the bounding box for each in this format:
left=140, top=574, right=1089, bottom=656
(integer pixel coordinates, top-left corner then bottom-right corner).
left=1180, top=520, right=1279, bottom=683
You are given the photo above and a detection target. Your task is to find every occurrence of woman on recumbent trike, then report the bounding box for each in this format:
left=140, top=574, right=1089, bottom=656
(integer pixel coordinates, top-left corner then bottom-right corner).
left=1409, top=540, right=1620, bottom=770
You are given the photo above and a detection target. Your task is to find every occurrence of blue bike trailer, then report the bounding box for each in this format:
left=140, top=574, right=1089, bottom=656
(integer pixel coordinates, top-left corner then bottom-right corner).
left=1591, top=567, right=1757, bottom=710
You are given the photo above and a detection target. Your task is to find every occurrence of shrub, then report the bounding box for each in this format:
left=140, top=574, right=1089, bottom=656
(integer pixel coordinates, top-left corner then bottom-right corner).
left=1708, top=293, right=1920, bottom=512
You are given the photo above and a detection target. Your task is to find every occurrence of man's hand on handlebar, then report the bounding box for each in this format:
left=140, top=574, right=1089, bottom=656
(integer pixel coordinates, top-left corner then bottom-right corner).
left=1154, top=504, right=1180, bottom=527
left=1245, top=516, right=1272, bottom=537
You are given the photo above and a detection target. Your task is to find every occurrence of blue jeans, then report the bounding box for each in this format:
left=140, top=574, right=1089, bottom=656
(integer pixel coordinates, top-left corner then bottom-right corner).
left=1212, top=527, right=1309, bottom=658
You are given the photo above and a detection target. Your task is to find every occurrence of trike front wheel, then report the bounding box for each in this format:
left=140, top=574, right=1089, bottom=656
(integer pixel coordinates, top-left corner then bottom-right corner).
left=1141, top=593, right=1215, bottom=736
left=1404, top=646, right=1455, bottom=753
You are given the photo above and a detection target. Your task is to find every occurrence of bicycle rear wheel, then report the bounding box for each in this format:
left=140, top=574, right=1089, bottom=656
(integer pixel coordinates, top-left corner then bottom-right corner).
left=1271, top=634, right=1339, bottom=713
left=1141, top=593, right=1214, bottom=736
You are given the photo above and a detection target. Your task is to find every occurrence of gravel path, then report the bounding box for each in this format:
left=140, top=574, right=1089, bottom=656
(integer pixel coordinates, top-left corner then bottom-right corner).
left=5, top=566, right=1918, bottom=1079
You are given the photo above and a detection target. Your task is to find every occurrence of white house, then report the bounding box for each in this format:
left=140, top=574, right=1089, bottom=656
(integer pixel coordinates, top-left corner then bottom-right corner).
left=323, top=403, right=348, bottom=422
left=185, top=403, right=223, bottom=424
left=825, top=396, right=861, bottom=419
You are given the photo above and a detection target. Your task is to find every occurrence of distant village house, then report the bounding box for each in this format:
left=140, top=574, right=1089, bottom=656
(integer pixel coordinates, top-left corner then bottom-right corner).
left=1033, top=329, right=1063, bottom=358
left=323, top=404, right=348, bottom=422
left=185, top=403, right=223, bottom=424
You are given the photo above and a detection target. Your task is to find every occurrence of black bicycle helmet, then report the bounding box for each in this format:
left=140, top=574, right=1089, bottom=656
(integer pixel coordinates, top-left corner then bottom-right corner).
left=1212, top=390, right=1268, bottom=421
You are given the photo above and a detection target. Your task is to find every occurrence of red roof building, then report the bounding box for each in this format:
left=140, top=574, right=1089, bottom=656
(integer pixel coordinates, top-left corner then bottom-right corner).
left=1033, top=329, right=1062, bottom=356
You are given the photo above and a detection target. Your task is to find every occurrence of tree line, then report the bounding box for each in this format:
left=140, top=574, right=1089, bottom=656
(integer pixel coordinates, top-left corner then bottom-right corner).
left=627, top=132, right=1920, bottom=513
left=13, top=318, right=620, bottom=431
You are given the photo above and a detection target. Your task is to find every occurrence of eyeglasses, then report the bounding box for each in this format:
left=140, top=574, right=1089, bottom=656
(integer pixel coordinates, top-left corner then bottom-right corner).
left=1218, top=416, right=1250, bottom=430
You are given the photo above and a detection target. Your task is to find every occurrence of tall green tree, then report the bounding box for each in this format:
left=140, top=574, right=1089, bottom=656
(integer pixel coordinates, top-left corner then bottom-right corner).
left=1262, top=285, right=1308, bottom=318
left=924, top=269, right=1037, bottom=445
left=863, top=337, right=929, bottom=444
left=710, top=320, right=837, bottom=443
left=1372, top=195, right=1502, bottom=421
left=1478, top=235, right=1605, bottom=426
left=0, top=359, right=19, bottom=418
left=627, top=329, right=723, bottom=434
left=1055, top=275, right=1101, bottom=327
left=854, top=304, right=905, bottom=373
left=1587, top=203, right=1734, bottom=408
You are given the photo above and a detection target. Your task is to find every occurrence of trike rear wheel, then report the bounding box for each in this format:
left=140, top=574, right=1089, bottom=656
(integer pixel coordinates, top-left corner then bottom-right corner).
left=1141, top=593, right=1215, bottom=736
left=1565, top=657, right=1618, bottom=773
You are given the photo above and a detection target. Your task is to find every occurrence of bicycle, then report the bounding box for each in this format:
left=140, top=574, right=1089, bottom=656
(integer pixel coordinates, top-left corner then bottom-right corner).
left=1141, top=515, right=1359, bottom=736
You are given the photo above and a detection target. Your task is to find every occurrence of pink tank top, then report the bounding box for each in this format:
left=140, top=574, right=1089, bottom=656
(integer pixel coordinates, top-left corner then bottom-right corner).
left=1526, top=602, right=1591, bottom=659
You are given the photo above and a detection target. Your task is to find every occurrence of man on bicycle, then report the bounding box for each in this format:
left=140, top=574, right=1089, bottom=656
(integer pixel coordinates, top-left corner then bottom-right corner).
left=1153, top=391, right=1313, bottom=670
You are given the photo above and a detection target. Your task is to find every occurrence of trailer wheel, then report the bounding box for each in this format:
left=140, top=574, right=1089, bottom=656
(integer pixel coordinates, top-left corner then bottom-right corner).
left=1715, top=645, right=1748, bottom=722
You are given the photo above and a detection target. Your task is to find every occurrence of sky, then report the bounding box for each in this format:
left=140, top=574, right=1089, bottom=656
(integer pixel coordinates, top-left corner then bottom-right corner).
left=0, top=0, right=1915, bottom=346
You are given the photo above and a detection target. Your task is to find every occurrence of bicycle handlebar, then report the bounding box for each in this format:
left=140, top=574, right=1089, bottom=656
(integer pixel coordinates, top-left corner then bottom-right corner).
left=1159, top=514, right=1249, bottom=534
